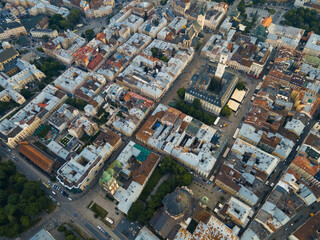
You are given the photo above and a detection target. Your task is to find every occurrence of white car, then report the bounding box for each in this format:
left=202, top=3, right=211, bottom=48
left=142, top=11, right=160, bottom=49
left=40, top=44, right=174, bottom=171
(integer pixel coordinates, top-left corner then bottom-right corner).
left=97, top=226, right=102, bottom=230
left=52, top=191, right=56, bottom=195
left=68, top=197, right=72, bottom=201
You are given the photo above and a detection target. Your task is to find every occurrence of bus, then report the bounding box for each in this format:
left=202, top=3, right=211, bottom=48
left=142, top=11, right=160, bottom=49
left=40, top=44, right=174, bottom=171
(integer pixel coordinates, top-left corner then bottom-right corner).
left=39, top=178, right=50, bottom=189
left=255, top=82, right=263, bottom=93
left=223, top=147, right=231, bottom=158
left=214, top=117, right=220, bottom=126
left=233, top=128, right=240, bottom=139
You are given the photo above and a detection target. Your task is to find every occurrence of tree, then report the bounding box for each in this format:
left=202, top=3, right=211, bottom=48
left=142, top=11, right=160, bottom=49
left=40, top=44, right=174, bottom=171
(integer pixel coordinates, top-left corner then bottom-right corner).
left=209, top=79, right=222, bottom=93
left=38, top=82, right=45, bottom=90
left=192, top=98, right=201, bottom=109
left=20, top=88, right=32, bottom=100
left=84, top=29, right=95, bottom=41
left=4, top=223, right=19, bottom=237
left=66, top=235, right=75, bottom=240
left=58, top=225, right=66, bottom=232
left=236, top=81, right=245, bottom=90
left=64, top=229, right=73, bottom=237
left=237, top=0, right=246, bottom=17
left=7, top=194, right=19, bottom=205
left=177, top=88, right=186, bottom=99
left=49, top=14, right=70, bottom=31
left=127, top=201, right=144, bottom=221
left=283, top=7, right=320, bottom=34
left=221, top=105, right=232, bottom=117
left=195, top=41, right=202, bottom=50
left=20, top=216, right=30, bottom=227
left=67, top=8, right=81, bottom=27
left=180, top=173, right=193, bottom=186
left=42, top=35, right=49, bottom=42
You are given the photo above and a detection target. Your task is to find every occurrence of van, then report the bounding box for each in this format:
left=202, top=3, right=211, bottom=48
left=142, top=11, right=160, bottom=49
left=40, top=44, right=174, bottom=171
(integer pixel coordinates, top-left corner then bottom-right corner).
left=106, top=217, right=114, bottom=225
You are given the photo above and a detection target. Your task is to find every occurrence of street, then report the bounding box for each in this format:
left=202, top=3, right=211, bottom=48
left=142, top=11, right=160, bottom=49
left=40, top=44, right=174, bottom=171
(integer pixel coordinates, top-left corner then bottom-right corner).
left=2, top=0, right=316, bottom=239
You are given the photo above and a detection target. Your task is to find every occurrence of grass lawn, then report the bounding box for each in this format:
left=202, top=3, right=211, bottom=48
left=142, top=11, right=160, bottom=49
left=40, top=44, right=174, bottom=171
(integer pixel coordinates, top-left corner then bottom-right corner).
left=89, top=202, right=108, bottom=219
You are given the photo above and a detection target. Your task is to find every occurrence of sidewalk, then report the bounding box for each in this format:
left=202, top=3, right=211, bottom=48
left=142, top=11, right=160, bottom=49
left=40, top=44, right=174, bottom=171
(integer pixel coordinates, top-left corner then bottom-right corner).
left=79, top=191, right=123, bottom=240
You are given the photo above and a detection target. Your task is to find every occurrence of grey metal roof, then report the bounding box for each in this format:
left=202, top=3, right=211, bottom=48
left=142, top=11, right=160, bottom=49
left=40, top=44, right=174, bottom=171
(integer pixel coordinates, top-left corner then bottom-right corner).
left=0, top=47, right=19, bottom=63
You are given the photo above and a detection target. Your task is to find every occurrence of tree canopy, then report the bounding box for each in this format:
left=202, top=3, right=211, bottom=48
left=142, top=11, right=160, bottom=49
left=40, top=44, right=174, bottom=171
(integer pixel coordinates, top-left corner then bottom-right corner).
left=175, top=100, right=216, bottom=125
left=127, top=157, right=193, bottom=225
left=237, top=0, right=246, bottom=18
left=49, top=8, right=81, bottom=31
left=177, top=88, right=186, bottom=100
left=83, top=29, right=95, bottom=41
left=32, top=57, right=66, bottom=78
left=0, top=161, right=50, bottom=238
left=49, top=14, right=70, bottom=31
left=67, top=8, right=81, bottom=27
left=283, top=7, right=320, bottom=34
left=236, top=81, right=245, bottom=90
left=221, top=105, right=232, bottom=117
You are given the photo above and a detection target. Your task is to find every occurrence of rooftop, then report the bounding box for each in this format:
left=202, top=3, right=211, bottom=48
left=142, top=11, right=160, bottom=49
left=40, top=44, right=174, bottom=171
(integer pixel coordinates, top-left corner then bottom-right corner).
left=136, top=104, right=228, bottom=177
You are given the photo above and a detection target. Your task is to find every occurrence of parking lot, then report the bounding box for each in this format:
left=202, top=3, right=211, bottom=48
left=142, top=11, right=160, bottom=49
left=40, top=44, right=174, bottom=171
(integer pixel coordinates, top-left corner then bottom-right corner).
left=189, top=175, right=231, bottom=210
left=114, top=218, right=142, bottom=240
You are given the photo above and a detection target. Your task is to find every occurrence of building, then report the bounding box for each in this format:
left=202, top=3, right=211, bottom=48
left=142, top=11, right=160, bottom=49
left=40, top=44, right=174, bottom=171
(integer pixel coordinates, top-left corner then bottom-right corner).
left=117, top=39, right=194, bottom=101
left=30, top=28, right=58, bottom=38
left=261, top=16, right=272, bottom=28
left=232, top=138, right=280, bottom=182
left=136, top=104, right=228, bottom=178
left=57, top=129, right=122, bottom=192
left=48, top=104, right=79, bottom=132
left=42, top=30, right=86, bottom=65
left=185, top=64, right=238, bottom=115
left=138, top=14, right=167, bottom=38
left=303, top=33, right=320, bottom=57
left=289, top=212, right=320, bottom=240
left=105, top=83, right=155, bottom=136
left=0, top=20, right=27, bottom=40
left=224, top=197, right=252, bottom=227
left=135, top=226, right=159, bottom=240
left=173, top=214, right=239, bottom=240
left=99, top=141, right=160, bottom=213
left=68, top=116, right=99, bottom=139
left=0, top=43, right=19, bottom=73
left=150, top=186, right=195, bottom=238
left=29, top=229, right=56, bottom=240
left=85, top=5, right=113, bottom=18
left=201, top=32, right=272, bottom=77
left=133, top=2, right=154, bottom=18
left=116, top=33, right=152, bottom=58
left=243, top=155, right=320, bottom=239
left=73, top=45, right=104, bottom=71
left=215, top=164, right=259, bottom=206
left=266, top=24, right=304, bottom=49
left=172, top=0, right=227, bottom=30
left=0, top=85, right=66, bottom=148
left=204, top=2, right=228, bottom=30
left=122, top=14, right=144, bottom=33
left=54, top=67, right=105, bottom=94
left=18, top=141, right=54, bottom=173
left=228, top=41, right=272, bottom=78
left=0, top=58, right=46, bottom=91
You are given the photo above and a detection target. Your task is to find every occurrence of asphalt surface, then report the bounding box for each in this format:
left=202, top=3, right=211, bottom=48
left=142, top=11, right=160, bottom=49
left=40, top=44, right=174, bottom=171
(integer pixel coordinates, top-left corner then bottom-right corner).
left=267, top=202, right=320, bottom=240
left=239, top=106, right=320, bottom=238
left=4, top=1, right=310, bottom=240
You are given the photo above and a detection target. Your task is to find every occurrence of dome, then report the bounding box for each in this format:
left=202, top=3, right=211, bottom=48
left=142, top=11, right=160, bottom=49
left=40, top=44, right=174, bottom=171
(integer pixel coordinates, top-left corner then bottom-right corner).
left=163, top=187, right=193, bottom=218
left=2, top=42, right=11, bottom=49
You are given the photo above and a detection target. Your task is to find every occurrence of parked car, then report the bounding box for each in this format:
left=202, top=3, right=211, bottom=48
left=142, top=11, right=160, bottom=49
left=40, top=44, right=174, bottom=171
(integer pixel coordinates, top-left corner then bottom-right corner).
left=61, top=191, right=69, bottom=197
